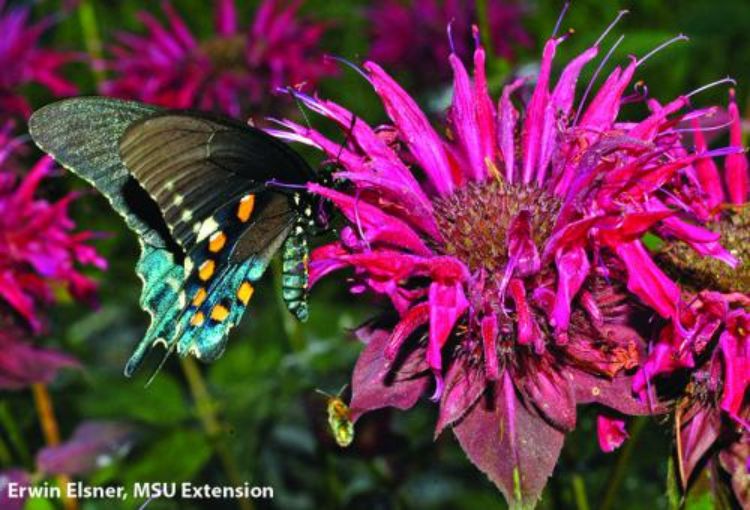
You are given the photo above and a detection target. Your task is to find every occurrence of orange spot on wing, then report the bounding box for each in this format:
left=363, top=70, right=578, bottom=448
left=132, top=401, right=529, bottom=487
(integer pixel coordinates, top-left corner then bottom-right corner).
left=210, top=304, right=230, bottom=322
left=199, top=260, right=215, bottom=281
left=237, top=194, right=256, bottom=222
left=237, top=281, right=254, bottom=305
left=192, top=288, right=207, bottom=307
left=190, top=312, right=205, bottom=327
left=208, top=231, right=226, bottom=253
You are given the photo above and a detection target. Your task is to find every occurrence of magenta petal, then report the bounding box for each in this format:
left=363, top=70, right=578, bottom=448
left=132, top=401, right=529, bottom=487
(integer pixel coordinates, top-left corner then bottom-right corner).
left=473, top=47, right=497, bottom=175
left=692, top=117, right=726, bottom=213
left=522, top=366, right=577, bottom=431
left=0, top=469, right=29, bottom=510
left=551, top=247, right=590, bottom=337
left=448, top=53, right=484, bottom=181
left=309, top=184, right=432, bottom=255
left=435, top=357, right=486, bottom=437
left=349, top=327, right=429, bottom=421
left=364, top=61, right=455, bottom=195
left=718, top=310, right=750, bottom=423
left=36, top=421, right=135, bottom=475
left=480, top=315, right=499, bottom=380
left=679, top=407, right=721, bottom=486
left=385, top=302, right=430, bottom=360
left=453, top=374, right=565, bottom=507
left=572, top=368, right=666, bottom=416
left=597, top=414, right=628, bottom=453
left=726, top=90, right=749, bottom=204
left=308, top=242, right=350, bottom=287
left=521, top=38, right=558, bottom=184
left=615, top=240, right=680, bottom=320
left=427, top=281, right=469, bottom=372
left=498, top=78, right=524, bottom=184
left=719, top=435, right=750, bottom=508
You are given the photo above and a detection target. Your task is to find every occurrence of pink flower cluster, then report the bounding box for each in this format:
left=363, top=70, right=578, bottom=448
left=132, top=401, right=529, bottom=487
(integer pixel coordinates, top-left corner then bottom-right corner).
left=0, top=125, right=105, bottom=390
left=369, top=0, right=530, bottom=86
left=101, top=0, right=336, bottom=118
left=271, top=16, right=750, bottom=507
left=0, top=0, right=77, bottom=117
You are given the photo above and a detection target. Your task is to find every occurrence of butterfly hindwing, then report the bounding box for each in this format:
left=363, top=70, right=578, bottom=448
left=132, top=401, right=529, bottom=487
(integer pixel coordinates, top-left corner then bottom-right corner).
left=170, top=191, right=295, bottom=361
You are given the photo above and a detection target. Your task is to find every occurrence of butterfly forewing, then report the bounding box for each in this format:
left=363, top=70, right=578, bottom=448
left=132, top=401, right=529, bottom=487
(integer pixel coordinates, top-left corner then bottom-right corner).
left=119, top=112, right=312, bottom=252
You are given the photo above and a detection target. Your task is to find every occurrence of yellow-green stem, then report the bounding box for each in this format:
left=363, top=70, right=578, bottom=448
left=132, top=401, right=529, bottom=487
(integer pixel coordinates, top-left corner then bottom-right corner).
left=572, top=474, right=590, bottom=510
left=31, top=383, right=77, bottom=510
left=179, top=357, right=253, bottom=510
left=78, top=0, right=106, bottom=86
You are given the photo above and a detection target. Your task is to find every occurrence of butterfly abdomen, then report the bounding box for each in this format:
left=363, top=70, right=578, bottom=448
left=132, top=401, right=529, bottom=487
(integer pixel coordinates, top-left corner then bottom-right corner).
left=281, top=226, right=309, bottom=322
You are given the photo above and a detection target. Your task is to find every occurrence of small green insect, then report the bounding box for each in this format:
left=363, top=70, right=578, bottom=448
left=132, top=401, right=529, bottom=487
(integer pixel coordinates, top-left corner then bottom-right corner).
left=316, top=386, right=354, bottom=447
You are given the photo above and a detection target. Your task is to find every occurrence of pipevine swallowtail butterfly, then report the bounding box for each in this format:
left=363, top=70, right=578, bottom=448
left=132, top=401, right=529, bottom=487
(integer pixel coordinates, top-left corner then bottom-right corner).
left=29, top=97, right=331, bottom=377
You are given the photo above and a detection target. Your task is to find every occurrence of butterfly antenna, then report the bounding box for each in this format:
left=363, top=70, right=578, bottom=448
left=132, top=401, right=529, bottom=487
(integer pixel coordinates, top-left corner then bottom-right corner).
left=287, top=86, right=313, bottom=130
left=335, top=114, right=357, bottom=164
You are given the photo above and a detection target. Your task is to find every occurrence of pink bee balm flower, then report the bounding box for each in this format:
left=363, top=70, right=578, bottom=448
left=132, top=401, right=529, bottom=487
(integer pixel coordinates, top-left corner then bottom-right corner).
left=635, top=93, right=750, bottom=501
left=101, top=0, right=335, bottom=118
left=0, top=1, right=77, bottom=117
left=368, top=0, right=530, bottom=85
left=269, top=15, right=736, bottom=504
left=0, top=131, right=106, bottom=333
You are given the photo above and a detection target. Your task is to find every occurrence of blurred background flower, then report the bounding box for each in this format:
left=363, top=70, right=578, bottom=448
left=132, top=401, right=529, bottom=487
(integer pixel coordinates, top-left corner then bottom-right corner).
left=100, top=0, right=336, bottom=119
left=368, top=0, right=531, bottom=89
left=0, top=1, right=77, bottom=118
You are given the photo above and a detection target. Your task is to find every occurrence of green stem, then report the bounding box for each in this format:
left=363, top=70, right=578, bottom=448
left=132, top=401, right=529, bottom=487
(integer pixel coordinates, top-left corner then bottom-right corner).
left=180, top=358, right=254, bottom=510
left=599, top=416, right=649, bottom=510
left=78, top=0, right=106, bottom=86
left=0, top=402, right=31, bottom=466
left=572, top=474, right=591, bottom=510
left=272, top=258, right=305, bottom=352
left=475, top=0, right=494, bottom=59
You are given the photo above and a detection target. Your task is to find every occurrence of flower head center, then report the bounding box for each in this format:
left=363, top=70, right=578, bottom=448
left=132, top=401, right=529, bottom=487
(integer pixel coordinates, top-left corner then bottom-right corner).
left=432, top=181, right=561, bottom=274
left=660, top=205, right=750, bottom=294
left=200, top=35, right=247, bottom=72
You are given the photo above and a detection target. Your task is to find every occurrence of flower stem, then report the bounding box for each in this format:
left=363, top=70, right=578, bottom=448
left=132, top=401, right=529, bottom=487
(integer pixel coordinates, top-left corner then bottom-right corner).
left=598, top=416, right=649, bottom=510
left=31, top=383, right=77, bottom=510
left=571, top=474, right=590, bottom=510
left=78, top=0, right=106, bottom=86
left=179, top=357, right=254, bottom=510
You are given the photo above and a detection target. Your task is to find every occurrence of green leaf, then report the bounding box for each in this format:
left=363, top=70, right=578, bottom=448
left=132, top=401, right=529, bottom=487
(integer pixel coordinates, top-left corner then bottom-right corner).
left=79, top=374, right=188, bottom=425
left=23, top=497, right=56, bottom=510
left=123, top=429, right=212, bottom=486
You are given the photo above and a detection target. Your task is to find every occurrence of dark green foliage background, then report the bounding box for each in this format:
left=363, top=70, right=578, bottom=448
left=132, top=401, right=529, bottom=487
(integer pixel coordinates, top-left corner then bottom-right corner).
left=4, top=1, right=749, bottom=509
